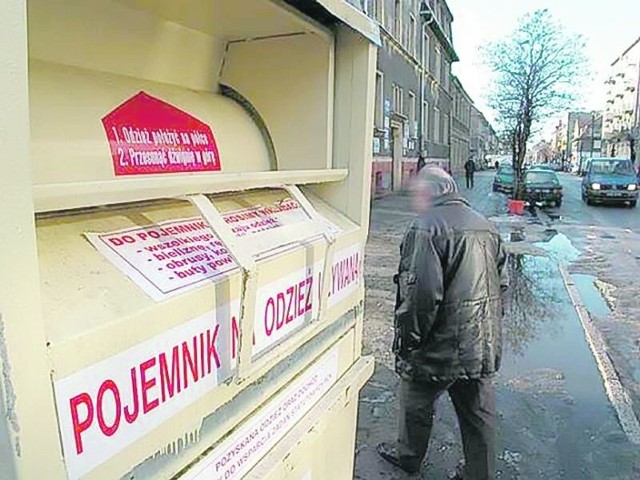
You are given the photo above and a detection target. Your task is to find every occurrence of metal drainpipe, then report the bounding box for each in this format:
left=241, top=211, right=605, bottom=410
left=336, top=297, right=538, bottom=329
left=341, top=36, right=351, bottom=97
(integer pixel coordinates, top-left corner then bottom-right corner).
left=419, top=11, right=435, bottom=162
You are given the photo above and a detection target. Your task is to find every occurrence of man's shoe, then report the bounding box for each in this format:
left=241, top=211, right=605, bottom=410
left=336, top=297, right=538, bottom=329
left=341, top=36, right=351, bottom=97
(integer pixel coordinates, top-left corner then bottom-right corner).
left=376, top=442, right=421, bottom=474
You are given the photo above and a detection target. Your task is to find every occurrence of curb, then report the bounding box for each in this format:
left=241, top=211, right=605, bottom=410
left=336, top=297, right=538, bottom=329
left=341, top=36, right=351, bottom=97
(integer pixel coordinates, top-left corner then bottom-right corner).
left=559, top=265, right=640, bottom=444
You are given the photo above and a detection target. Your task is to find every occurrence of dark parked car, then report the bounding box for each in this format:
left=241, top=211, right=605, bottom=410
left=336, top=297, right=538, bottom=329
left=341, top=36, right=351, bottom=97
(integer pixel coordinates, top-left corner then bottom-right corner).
left=523, top=169, right=563, bottom=207
left=581, top=158, right=638, bottom=207
left=493, top=164, right=515, bottom=194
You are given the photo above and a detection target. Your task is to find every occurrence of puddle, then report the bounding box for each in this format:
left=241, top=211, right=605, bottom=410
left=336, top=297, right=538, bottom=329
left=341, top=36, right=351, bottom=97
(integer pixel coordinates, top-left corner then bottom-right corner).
left=500, top=252, right=639, bottom=478
left=571, top=274, right=613, bottom=319
left=534, top=232, right=581, bottom=263
left=502, top=257, right=605, bottom=406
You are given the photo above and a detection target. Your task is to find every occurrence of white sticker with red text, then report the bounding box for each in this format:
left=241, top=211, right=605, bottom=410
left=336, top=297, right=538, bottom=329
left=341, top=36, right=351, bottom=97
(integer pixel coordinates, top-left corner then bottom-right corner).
left=328, top=244, right=363, bottom=308
left=178, top=349, right=339, bottom=480
left=85, top=202, right=340, bottom=302
left=54, top=301, right=241, bottom=480
left=254, top=262, right=324, bottom=357
left=86, top=217, right=236, bottom=301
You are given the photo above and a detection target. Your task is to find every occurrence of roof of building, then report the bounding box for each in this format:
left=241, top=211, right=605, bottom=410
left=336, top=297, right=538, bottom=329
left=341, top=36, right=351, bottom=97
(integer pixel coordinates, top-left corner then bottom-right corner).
left=451, top=75, right=474, bottom=103
left=612, top=36, right=640, bottom=67
left=423, top=4, right=459, bottom=62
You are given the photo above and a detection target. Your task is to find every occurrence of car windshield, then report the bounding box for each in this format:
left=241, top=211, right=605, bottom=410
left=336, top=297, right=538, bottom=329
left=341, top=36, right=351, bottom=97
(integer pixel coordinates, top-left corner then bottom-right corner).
left=498, top=166, right=514, bottom=176
left=526, top=171, right=558, bottom=184
left=590, top=160, right=634, bottom=176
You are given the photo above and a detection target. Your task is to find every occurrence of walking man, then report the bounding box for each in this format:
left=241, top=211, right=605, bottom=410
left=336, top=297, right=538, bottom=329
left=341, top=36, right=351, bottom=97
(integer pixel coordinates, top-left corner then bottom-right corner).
left=417, top=153, right=426, bottom=173
left=464, top=157, right=476, bottom=189
left=377, top=167, right=508, bottom=480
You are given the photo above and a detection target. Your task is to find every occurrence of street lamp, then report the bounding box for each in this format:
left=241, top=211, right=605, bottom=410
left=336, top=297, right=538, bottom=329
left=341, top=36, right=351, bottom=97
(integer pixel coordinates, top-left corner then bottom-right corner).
left=417, top=1, right=435, bottom=164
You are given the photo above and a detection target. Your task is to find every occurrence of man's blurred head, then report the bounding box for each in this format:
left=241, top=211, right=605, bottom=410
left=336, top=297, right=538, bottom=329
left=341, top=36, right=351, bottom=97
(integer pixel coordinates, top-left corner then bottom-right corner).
left=410, top=166, right=459, bottom=212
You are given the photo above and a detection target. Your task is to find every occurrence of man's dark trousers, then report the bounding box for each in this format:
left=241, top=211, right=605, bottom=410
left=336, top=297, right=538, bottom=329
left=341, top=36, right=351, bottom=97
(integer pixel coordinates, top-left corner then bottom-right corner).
left=397, top=377, right=496, bottom=480
left=466, top=173, right=475, bottom=189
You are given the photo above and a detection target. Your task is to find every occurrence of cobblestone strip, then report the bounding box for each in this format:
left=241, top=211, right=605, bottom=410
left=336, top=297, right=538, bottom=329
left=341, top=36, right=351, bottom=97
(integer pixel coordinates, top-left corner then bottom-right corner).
left=559, top=265, right=640, bottom=444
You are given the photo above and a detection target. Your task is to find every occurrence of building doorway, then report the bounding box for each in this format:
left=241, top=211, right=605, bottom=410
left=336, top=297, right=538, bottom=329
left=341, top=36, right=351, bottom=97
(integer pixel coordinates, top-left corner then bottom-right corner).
left=391, top=124, right=403, bottom=191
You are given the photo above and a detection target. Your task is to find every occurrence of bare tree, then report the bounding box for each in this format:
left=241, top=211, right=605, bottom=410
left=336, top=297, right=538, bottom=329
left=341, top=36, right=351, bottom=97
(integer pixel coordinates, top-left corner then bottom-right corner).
left=484, top=9, right=587, bottom=199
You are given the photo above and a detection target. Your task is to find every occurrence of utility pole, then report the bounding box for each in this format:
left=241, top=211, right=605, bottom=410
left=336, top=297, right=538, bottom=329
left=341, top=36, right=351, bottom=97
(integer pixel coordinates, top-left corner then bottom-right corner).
left=590, top=111, right=595, bottom=159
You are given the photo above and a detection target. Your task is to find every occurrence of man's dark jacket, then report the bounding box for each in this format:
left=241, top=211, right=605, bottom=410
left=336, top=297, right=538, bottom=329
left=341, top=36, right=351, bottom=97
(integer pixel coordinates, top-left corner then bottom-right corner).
left=465, top=160, right=476, bottom=174
left=393, top=194, right=508, bottom=382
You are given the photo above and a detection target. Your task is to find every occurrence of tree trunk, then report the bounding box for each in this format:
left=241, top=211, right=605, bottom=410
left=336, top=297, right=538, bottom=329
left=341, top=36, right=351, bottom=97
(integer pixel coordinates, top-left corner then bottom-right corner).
left=631, top=138, right=636, bottom=164
left=513, top=112, right=532, bottom=201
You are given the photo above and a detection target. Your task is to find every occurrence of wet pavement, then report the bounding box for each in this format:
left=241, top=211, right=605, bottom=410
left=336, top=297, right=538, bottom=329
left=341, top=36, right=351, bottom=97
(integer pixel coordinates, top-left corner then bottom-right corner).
left=355, top=172, right=640, bottom=480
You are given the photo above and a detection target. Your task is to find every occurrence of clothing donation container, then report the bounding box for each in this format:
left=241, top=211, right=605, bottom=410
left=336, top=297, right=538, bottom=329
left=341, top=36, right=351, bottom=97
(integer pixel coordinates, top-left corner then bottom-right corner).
left=0, top=1, right=379, bottom=478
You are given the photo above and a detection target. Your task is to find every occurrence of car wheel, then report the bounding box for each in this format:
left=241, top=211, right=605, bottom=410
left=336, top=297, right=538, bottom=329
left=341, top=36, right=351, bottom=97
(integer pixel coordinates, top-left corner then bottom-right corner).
left=630, top=201, right=637, bottom=208
left=492, top=185, right=498, bottom=192
left=586, top=197, right=593, bottom=206
left=555, top=199, right=562, bottom=208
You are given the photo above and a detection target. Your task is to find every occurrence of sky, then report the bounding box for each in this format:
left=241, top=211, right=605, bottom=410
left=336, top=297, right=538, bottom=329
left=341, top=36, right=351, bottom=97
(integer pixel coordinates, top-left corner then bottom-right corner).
left=446, top=0, right=640, bottom=140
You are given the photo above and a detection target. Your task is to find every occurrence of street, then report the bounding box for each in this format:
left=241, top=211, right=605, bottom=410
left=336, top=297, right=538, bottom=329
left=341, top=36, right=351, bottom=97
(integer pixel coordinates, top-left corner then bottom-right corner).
left=558, top=174, right=640, bottom=231
left=355, top=171, right=640, bottom=480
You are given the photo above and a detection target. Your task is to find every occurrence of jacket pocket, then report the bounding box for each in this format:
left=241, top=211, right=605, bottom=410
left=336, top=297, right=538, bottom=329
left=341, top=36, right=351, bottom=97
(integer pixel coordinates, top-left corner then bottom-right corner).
left=393, top=271, right=420, bottom=355
left=456, top=300, right=486, bottom=363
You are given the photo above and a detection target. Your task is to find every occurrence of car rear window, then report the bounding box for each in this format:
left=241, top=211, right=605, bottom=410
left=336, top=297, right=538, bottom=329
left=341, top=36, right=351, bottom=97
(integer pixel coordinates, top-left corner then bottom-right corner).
left=590, top=160, right=634, bottom=175
left=526, top=171, right=558, bottom=184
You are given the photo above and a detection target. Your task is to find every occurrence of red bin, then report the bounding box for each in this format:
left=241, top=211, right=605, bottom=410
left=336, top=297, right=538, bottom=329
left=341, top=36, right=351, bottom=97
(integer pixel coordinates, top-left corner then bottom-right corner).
left=508, top=199, right=526, bottom=215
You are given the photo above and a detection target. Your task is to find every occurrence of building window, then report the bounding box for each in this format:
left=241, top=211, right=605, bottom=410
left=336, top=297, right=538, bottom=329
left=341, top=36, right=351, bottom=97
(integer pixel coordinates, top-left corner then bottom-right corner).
left=422, top=29, right=430, bottom=71
left=434, top=46, right=442, bottom=82
left=409, top=14, right=416, bottom=55
left=444, top=61, right=450, bottom=90
left=393, top=84, right=403, bottom=114
left=373, top=0, right=384, bottom=24
left=422, top=101, right=429, bottom=141
left=443, top=113, right=450, bottom=145
left=408, top=91, right=417, bottom=136
left=375, top=71, right=384, bottom=128
left=434, top=107, right=441, bottom=143
left=394, top=0, right=402, bottom=40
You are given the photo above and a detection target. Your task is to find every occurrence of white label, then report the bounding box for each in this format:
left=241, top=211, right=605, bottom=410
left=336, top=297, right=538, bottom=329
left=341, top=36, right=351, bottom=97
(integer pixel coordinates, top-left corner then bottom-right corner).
left=328, top=244, right=363, bottom=308
left=179, top=349, right=339, bottom=480
left=54, top=301, right=241, bottom=480
left=253, top=261, right=324, bottom=357
left=223, top=199, right=309, bottom=238
left=86, top=218, right=237, bottom=301
left=85, top=200, right=333, bottom=301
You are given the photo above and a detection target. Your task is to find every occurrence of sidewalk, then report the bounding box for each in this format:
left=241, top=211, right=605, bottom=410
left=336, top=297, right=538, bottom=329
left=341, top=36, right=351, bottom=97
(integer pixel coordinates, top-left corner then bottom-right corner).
left=354, top=172, right=640, bottom=480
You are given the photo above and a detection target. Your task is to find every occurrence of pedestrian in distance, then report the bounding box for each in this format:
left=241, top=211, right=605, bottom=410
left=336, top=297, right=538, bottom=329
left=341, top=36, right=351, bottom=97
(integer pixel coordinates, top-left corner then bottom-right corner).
left=377, top=167, right=508, bottom=480
left=464, top=158, right=476, bottom=189
left=417, top=154, right=426, bottom=173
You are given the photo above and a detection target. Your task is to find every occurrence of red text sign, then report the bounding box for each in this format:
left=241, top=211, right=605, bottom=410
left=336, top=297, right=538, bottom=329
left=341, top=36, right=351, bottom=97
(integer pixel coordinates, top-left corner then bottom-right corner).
left=102, top=91, right=221, bottom=176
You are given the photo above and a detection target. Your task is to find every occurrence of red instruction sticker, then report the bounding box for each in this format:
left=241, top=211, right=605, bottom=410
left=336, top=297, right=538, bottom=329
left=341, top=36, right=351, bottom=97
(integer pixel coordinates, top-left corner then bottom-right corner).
left=102, top=91, right=221, bottom=176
